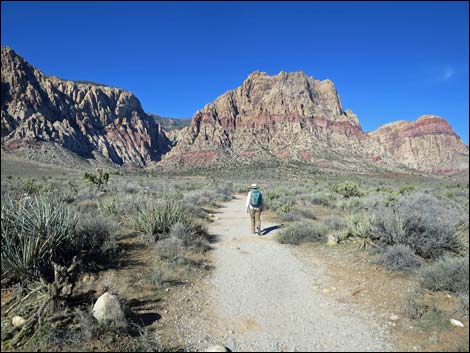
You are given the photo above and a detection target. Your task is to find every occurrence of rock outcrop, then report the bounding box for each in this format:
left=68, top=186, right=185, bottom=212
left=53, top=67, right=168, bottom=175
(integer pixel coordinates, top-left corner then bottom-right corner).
left=163, top=71, right=468, bottom=174
left=1, top=46, right=171, bottom=167
left=164, top=71, right=369, bottom=168
left=368, top=115, right=469, bottom=174
left=2, top=46, right=467, bottom=174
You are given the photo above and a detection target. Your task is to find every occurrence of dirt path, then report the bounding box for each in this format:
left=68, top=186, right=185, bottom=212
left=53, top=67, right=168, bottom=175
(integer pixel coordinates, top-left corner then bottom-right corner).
left=201, top=197, right=391, bottom=351
left=190, top=195, right=393, bottom=352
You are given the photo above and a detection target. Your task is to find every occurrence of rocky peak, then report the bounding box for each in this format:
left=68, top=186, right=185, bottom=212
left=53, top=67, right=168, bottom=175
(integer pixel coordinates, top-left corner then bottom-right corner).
left=368, top=115, right=468, bottom=174
left=1, top=46, right=171, bottom=167
left=190, top=70, right=358, bottom=135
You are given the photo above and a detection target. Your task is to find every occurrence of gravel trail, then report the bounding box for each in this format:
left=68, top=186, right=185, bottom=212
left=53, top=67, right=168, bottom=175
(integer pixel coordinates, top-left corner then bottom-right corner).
left=200, top=195, right=393, bottom=352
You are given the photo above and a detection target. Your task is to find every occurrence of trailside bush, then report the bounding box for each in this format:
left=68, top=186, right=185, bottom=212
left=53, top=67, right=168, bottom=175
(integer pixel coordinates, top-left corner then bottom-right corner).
left=377, top=245, right=424, bottom=272
left=276, top=221, right=327, bottom=245
left=371, top=192, right=466, bottom=259
left=132, top=201, right=196, bottom=242
left=418, top=256, right=469, bottom=295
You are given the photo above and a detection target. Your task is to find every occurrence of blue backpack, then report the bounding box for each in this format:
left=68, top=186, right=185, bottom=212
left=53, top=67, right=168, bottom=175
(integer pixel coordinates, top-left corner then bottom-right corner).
left=250, top=189, right=262, bottom=208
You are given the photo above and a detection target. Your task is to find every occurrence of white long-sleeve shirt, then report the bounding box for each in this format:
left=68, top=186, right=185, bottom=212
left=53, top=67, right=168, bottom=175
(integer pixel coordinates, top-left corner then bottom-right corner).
left=246, top=190, right=264, bottom=212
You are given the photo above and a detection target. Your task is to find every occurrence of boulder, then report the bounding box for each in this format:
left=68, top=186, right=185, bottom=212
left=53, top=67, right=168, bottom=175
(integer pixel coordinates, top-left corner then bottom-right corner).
left=92, top=292, right=127, bottom=327
left=11, top=315, right=27, bottom=328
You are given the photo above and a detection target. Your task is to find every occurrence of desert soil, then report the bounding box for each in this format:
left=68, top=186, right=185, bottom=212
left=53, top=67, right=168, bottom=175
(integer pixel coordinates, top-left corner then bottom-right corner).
left=160, top=196, right=394, bottom=351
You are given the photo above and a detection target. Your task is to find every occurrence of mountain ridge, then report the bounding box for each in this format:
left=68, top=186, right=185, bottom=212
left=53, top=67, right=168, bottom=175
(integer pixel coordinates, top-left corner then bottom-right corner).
left=1, top=46, right=468, bottom=174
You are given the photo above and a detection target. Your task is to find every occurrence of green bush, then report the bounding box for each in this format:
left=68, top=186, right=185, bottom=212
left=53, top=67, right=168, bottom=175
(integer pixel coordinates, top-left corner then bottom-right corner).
left=331, top=182, right=363, bottom=199
left=1, top=197, right=78, bottom=281
left=276, top=221, right=327, bottom=245
left=132, top=201, right=195, bottom=242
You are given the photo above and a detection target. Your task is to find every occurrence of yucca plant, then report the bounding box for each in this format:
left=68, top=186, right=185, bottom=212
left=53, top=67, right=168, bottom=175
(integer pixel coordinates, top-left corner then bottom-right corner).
left=131, top=201, right=195, bottom=242
left=1, top=196, right=78, bottom=281
left=339, top=212, right=377, bottom=249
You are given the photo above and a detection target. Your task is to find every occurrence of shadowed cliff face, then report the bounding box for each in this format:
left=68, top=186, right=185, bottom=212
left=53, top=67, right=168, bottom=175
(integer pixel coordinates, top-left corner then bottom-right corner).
left=163, top=71, right=468, bottom=175
left=1, top=46, right=171, bottom=167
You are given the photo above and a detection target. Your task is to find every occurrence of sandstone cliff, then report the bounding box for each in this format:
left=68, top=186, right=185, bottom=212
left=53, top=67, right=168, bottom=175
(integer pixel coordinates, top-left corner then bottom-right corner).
left=164, top=71, right=369, bottom=168
left=2, top=47, right=467, bottom=174
left=1, top=46, right=171, bottom=167
left=163, top=71, right=468, bottom=174
left=368, top=115, right=469, bottom=174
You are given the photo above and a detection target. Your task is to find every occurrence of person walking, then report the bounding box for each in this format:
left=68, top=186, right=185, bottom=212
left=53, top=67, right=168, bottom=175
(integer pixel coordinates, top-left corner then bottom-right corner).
left=246, top=183, right=264, bottom=235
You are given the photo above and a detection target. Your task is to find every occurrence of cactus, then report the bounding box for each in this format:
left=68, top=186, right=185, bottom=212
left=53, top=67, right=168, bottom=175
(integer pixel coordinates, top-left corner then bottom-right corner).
left=84, top=168, right=109, bottom=191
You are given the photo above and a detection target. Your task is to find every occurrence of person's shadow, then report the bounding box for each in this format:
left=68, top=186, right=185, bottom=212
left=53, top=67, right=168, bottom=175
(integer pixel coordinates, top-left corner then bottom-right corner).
left=260, top=224, right=283, bottom=236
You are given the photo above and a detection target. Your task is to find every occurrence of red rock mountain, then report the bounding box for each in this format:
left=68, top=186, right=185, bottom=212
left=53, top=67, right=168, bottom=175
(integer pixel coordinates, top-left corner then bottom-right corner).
left=163, top=71, right=468, bottom=174
left=1, top=47, right=468, bottom=174
left=1, top=46, right=171, bottom=167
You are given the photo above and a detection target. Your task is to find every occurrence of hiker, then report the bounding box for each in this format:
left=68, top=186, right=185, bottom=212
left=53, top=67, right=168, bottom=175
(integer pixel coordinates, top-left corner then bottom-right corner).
left=246, top=183, right=264, bottom=235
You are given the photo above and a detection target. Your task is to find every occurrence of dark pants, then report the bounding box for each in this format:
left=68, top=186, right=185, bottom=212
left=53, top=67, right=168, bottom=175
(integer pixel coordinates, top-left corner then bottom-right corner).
left=250, top=208, right=262, bottom=234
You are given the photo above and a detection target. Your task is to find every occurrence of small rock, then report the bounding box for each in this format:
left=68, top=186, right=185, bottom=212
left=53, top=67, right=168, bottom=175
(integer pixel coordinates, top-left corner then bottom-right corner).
left=323, top=288, right=331, bottom=293
left=206, top=345, right=231, bottom=352
left=390, top=314, right=399, bottom=321
left=11, top=315, right=27, bottom=328
left=450, top=319, right=464, bottom=327
left=327, top=234, right=339, bottom=247
left=92, top=292, right=127, bottom=327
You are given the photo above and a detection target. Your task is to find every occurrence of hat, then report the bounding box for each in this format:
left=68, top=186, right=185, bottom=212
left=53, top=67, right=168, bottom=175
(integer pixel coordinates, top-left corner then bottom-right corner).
left=250, top=183, right=258, bottom=189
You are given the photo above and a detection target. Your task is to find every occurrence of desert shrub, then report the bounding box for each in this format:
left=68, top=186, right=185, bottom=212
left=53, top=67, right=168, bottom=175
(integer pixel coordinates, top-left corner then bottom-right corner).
left=309, top=191, right=333, bottom=207
left=371, top=193, right=466, bottom=259
left=280, top=211, right=303, bottom=222
left=336, top=197, right=363, bottom=211
left=458, top=293, right=469, bottom=316
left=84, top=168, right=109, bottom=191
left=183, top=189, right=217, bottom=206
left=404, top=288, right=428, bottom=319
left=341, top=212, right=372, bottom=239
left=418, top=256, right=469, bottom=294
left=276, top=221, right=327, bottom=245
left=331, top=182, right=364, bottom=198
left=376, top=245, right=424, bottom=272
left=1, top=197, right=78, bottom=281
left=215, top=182, right=234, bottom=201
left=123, top=183, right=140, bottom=194
left=132, top=201, right=195, bottom=242
left=324, top=217, right=345, bottom=231
left=399, top=185, right=416, bottom=195
left=97, top=195, right=120, bottom=215
left=155, top=237, right=184, bottom=263
left=169, top=221, right=211, bottom=250
left=73, top=216, right=117, bottom=261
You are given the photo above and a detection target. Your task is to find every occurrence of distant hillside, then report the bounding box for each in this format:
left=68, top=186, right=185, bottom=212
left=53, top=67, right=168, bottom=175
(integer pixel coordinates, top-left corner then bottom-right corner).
left=149, top=114, right=191, bottom=131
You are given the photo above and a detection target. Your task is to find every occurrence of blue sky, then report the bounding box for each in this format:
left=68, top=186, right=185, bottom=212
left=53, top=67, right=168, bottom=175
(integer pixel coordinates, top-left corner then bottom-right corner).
left=2, top=1, right=469, bottom=143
